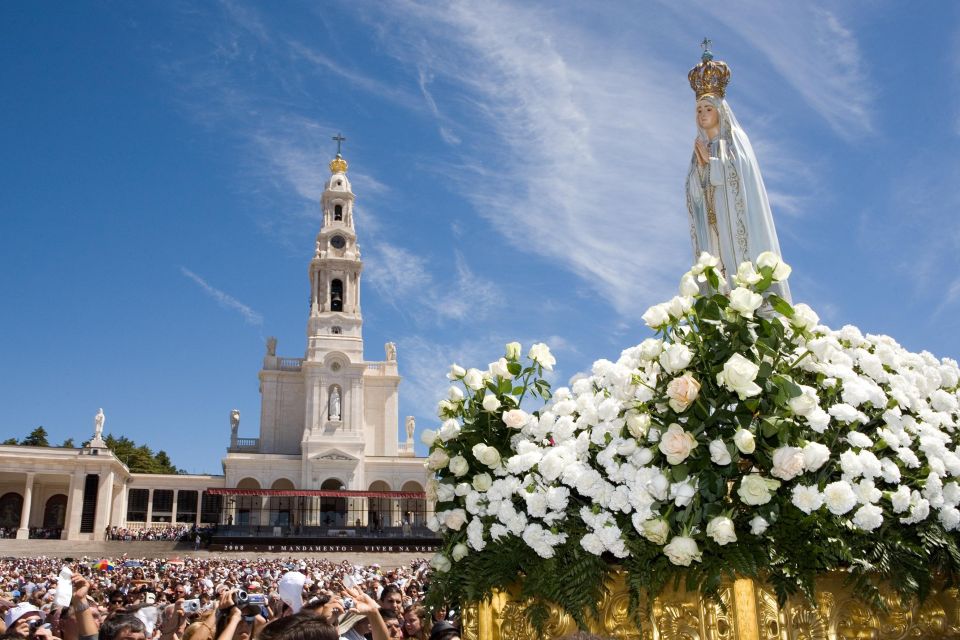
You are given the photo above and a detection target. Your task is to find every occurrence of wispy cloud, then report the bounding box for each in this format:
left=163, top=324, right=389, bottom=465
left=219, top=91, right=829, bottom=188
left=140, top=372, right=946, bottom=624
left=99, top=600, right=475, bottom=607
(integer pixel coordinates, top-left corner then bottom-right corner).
left=180, top=267, right=263, bottom=326
left=417, top=67, right=461, bottom=145
left=365, top=244, right=497, bottom=322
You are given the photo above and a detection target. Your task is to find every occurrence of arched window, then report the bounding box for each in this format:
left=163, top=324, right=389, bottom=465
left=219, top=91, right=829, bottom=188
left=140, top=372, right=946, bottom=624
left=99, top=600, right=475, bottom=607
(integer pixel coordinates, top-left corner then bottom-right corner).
left=331, top=326, right=342, bottom=335
left=330, top=279, right=343, bottom=312
left=334, top=204, right=343, bottom=221
left=0, top=492, right=23, bottom=529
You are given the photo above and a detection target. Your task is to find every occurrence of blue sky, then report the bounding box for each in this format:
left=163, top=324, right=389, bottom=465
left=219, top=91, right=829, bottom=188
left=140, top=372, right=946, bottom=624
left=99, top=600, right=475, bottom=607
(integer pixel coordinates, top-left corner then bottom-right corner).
left=2, top=2, right=958, bottom=475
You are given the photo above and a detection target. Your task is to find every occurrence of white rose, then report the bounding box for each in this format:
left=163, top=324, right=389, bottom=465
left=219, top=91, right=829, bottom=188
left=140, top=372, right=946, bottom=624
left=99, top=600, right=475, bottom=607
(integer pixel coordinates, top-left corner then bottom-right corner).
left=472, top=443, right=502, bottom=469
left=749, top=515, right=769, bottom=535
left=442, top=508, right=468, bottom=530
left=679, top=273, right=700, bottom=297
left=638, top=339, right=664, bottom=360
left=463, top=368, right=486, bottom=391
left=663, top=536, right=702, bottom=566
left=488, top=358, right=513, bottom=379
left=448, top=455, right=470, bottom=477
left=528, top=343, right=556, bottom=371
left=447, top=364, right=466, bottom=380
left=802, top=442, right=831, bottom=471
left=733, top=429, right=756, bottom=454
left=481, top=394, right=501, bottom=412
left=789, top=385, right=819, bottom=417
left=451, top=543, right=469, bottom=561
left=471, top=473, right=493, bottom=492
left=666, top=295, right=693, bottom=319
left=771, top=446, right=805, bottom=481
left=807, top=408, right=831, bottom=433
left=436, top=482, right=455, bottom=502
left=670, top=480, right=697, bottom=507
left=505, top=342, right=521, bottom=360
left=939, top=507, right=960, bottom=531
left=735, top=261, right=762, bottom=286
left=660, top=343, right=694, bottom=374
left=426, top=449, right=450, bottom=470
left=640, top=519, right=670, bottom=545
left=429, top=553, right=451, bottom=572
left=438, top=419, right=461, bottom=442
left=626, top=412, right=651, bottom=439
left=658, top=423, right=698, bottom=465
left=718, top=354, right=762, bottom=398
left=420, top=429, right=438, bottom=446
left=756, top=251, right=792, bottom=281
left=709, top=440, right=732, bottom=465
left=706, top=516, right=737, bottom=546
left=823, top=481, right=858, bottom=515
left=697, top=252, right=720, bottom=269
left=729, top=287, right=764, bottom=318
left=502, top=409, right=530, bottom=429
left=791, top=485, right=824, bottom=514
left=642, top=303, right=671, bottom=328
left=738, top=474, right=780, bottom=506
left=666, top=374, right=701, bottom=413
left=791, top=303, right=820, bottom=331
left=890, top=485, right=911, bottom=513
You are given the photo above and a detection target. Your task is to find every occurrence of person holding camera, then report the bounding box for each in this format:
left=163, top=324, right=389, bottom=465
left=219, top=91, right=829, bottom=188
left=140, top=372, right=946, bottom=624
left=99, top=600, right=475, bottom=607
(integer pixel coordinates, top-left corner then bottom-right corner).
left=2, top=603, right=54, bottom=640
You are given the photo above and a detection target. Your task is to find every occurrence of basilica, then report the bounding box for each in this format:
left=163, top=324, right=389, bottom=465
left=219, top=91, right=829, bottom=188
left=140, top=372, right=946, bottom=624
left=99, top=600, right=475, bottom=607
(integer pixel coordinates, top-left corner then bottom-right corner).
left=0, top=151, right=431, bottom=542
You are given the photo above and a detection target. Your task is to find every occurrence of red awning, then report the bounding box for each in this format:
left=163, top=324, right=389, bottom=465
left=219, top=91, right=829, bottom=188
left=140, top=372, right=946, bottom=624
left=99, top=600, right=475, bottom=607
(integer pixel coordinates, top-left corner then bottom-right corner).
left=205, top=488, right=426, bottom=499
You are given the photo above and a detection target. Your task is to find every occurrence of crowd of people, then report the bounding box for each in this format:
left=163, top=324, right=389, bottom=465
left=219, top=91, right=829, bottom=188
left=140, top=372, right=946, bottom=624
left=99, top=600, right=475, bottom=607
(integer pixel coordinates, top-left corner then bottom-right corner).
left=105, top=526, right=213, bottom=543
left=0, top=556, right=458, bottom=640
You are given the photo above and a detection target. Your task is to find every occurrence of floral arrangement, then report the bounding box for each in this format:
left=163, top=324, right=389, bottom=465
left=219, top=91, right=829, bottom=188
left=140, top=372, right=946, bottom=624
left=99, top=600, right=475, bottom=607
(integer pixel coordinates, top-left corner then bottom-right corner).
left=422, top=252, right=960, bottom=630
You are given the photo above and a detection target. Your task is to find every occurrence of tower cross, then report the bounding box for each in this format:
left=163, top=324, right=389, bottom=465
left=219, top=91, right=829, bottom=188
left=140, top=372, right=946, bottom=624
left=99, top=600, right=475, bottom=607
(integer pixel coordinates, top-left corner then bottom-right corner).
left=332, top=132, right=346, bottom=156
left=700, top=37, right=712, bottom=53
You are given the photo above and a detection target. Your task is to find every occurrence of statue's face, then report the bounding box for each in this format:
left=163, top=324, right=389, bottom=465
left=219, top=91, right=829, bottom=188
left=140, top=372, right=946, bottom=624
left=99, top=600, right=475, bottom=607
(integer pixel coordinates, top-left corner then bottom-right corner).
left=696, top=100, right=719, bottom=131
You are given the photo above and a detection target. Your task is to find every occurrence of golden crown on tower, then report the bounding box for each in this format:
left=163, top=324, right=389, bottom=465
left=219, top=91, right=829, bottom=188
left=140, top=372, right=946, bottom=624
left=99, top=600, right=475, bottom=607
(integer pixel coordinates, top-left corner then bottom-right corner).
left=688, top=38, right=731, bottom=99
left=329, top=153, right=348, bottom=174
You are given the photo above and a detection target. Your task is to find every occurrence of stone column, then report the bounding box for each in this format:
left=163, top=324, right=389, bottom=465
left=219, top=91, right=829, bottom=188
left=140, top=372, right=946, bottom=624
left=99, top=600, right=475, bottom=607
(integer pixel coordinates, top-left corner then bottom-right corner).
left=16, top=472, right=35, bottom=539
left=64, top=470, right=85, bottom=540
left=171, top=490, right=179, bottom=525
left=94, top=470, right=114, bottom=540
left=145, top=488, right=154, bottom=527
left=195, top=493, right=202, bottom=527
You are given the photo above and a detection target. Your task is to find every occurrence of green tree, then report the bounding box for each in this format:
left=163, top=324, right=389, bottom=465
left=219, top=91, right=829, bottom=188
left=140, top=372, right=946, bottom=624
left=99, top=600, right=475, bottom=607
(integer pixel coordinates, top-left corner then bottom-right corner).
left=60, top=438, right=75, bottom=448
left=21, top=426, right=50, bottom=447
left=1, top=437, right=17, bottom=445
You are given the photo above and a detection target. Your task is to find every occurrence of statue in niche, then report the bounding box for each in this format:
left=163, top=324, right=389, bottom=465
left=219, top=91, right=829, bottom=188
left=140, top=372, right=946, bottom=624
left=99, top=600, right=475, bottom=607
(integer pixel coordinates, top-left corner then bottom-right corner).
left=330, top=387, right=342, bottom=421
left=405, top=416, right=415, bottom=442
left=685, top=41, right=791, bottom=302
left=385, top=342, right=397, bottom=361
left=93, top=408, right=105, bottom=440
left=266, top=336, right=277, bottom=356
left=230, top=409, right=240, bottom=436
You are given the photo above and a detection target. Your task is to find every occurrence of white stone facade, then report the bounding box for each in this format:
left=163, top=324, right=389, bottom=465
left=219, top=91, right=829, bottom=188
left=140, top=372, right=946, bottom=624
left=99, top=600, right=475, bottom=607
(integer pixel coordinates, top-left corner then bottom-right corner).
left=0, top=152, right=428, bottom=540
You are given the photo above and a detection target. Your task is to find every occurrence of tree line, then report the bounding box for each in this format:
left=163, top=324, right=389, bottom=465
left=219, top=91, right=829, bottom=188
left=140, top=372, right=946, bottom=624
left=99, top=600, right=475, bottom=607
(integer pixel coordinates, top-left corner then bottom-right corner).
left=2, top=426, right=182, bottom=474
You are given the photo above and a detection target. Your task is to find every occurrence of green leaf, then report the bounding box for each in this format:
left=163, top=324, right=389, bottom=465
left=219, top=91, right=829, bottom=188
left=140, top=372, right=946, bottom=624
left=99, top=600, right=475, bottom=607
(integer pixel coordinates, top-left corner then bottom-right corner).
left=507, top=362, right=522, bottom=376
left=767, top=294, right=794, bottom=318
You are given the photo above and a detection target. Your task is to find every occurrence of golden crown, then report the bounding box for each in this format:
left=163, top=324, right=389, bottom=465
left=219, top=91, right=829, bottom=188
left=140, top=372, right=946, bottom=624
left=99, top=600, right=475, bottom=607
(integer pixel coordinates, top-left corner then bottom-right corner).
left=329, top=153, right=348, bottom=174
left=688, top=41, right=731, bottom=99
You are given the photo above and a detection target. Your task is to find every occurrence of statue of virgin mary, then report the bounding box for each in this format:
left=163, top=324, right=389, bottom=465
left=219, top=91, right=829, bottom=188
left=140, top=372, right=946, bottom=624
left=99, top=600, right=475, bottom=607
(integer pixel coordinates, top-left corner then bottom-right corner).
left=685, top=43, right=791, bottom=302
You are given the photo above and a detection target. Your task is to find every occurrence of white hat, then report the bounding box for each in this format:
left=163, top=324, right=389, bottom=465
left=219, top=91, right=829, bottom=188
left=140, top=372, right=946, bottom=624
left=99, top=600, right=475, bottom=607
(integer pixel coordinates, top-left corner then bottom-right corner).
left=4, top=603, right=44, bottom=628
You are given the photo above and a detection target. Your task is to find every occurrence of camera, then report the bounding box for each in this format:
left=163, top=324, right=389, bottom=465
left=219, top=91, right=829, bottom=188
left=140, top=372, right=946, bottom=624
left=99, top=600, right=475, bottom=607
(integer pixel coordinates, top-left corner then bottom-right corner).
left=182, top=599, right=201, bottom=614
left=233, top=591, right=266, bottom=607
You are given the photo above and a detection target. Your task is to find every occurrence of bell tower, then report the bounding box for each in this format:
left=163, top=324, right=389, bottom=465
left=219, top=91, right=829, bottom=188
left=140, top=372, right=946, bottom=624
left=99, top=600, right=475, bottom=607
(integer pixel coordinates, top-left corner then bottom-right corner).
left=306, top=138, right=363, bottom=363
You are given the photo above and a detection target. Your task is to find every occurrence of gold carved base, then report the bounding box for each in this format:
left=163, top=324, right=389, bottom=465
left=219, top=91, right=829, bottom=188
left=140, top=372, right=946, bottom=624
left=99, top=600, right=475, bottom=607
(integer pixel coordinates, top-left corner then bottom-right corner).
left=462, top=571, right=960, bottom=640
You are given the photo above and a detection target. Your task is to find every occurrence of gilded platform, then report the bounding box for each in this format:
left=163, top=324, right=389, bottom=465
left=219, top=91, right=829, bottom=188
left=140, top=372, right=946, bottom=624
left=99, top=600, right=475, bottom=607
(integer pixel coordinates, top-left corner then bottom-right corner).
left=462, top=572, right=960, bottom=640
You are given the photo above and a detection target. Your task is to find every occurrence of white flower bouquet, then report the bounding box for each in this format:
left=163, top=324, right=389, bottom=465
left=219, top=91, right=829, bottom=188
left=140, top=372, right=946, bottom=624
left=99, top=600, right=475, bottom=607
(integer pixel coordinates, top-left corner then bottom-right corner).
left=423, top=253, right=960, bottom=630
